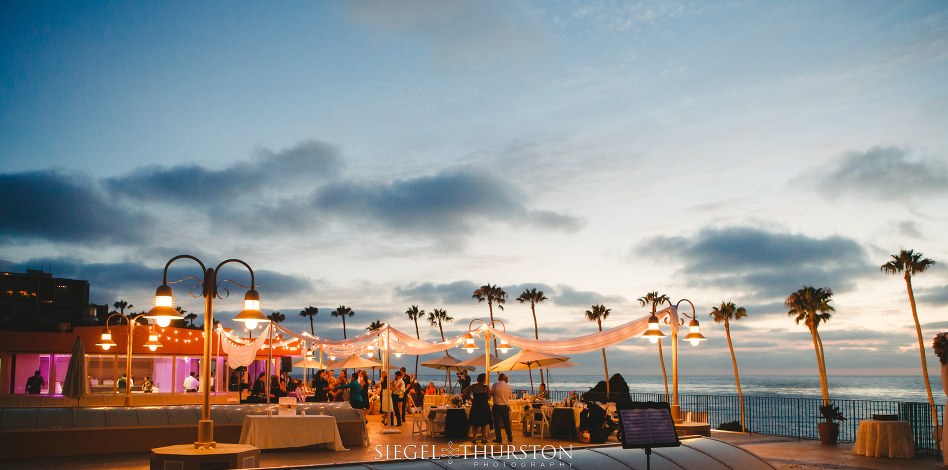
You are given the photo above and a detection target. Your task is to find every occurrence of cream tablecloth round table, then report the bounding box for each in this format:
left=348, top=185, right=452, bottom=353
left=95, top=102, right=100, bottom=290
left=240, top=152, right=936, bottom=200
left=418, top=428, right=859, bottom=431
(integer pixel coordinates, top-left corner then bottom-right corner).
left=852, top=420, right=914, bottom=459
left=239, top=415, right=347, bottom=451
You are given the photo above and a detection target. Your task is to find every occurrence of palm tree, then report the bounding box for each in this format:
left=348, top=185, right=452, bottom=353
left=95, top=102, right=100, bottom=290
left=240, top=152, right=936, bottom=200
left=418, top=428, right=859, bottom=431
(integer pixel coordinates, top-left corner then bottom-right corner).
left=517, top=288, right=548, bottom=384
left=405, top=305, right=425, bottom=378
left=786, top=286, right=834, bottom=405
left=366, top=320, right=384, bottom=332
left=174, top=306, right=188, bottom=328
left=585, top=304, right=612, bottom=396
left=638, top=292, right=671, bottom=399
left=112, top=300, right=133, bottom=317
left=427, top=308, right=454, bottom=342
left=881, top=249, right=938, bottom=437
left=710, top=301, right=748, bottom=431
left=299, top=306, right=318, bottom=336
left=331, top=306, right=355, bottom=338
left=185, top=312, right=198, bottom=328
left=473, top=284, right=507, bottom=356
left=267, top=311, right=286, bottom=323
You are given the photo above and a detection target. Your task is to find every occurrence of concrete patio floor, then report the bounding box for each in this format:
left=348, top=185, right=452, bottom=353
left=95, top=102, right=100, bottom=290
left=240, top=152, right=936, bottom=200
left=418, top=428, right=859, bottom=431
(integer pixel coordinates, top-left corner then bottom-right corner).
left=4, top=413, right=943, bottom=469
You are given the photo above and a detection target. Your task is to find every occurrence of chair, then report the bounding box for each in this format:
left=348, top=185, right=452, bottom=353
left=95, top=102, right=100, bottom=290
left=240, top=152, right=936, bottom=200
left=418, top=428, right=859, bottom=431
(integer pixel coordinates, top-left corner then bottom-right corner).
left=532, top=409, right=550, bottom=439
left=428, top=408, right=446, bottom=437
left=509, top=401, right=523, bottom=424
left=410, top=407, right=428, bottom=436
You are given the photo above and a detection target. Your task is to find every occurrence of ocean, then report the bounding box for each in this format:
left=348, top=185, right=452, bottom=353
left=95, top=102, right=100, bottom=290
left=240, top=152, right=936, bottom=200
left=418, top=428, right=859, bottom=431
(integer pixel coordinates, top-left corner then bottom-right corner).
left=405, top=373, right=944, bottom=404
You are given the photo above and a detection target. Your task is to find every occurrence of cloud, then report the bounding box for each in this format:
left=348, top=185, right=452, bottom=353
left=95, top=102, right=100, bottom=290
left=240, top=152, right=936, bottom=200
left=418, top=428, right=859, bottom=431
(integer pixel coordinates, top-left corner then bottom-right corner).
left=313, top=167, right=585, bottom=237
left=801, top=146, right=948, bottom=202
left=348, top=0, right=548, bottom=69
left=636, top=226, right=875, bottom=300
left=105, top=140, right=342, bottom=206
left=506, top=283, right=556, bottom=299
left=552, top=285, right=626, bottom=307
left=916, top=285, right=948, bottom=305
left=0, top=257, right=313, bottom=306
left=394, top=281, right=479, bottom=305
left=0, top=170, right=152, bottom=245
left=896, top=221, right=923, bottom=238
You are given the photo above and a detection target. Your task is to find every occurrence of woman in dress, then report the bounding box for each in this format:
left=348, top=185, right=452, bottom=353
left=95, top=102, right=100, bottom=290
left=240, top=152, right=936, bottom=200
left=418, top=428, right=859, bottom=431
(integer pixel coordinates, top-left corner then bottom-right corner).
left=463, top=373, right=493, bottom=444
left=425, top=382, right=438, bottom=395
left=331, top=370, right=348, bottom=402
left=380, top=371, right=394, bottom=426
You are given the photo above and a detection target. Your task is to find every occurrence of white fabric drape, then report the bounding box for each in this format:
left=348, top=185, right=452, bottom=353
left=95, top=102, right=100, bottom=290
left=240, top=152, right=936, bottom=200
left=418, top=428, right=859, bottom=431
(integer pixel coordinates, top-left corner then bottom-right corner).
left=483, top=306, right=676, bottom=355
left=218, top=308, right=677, bottom=368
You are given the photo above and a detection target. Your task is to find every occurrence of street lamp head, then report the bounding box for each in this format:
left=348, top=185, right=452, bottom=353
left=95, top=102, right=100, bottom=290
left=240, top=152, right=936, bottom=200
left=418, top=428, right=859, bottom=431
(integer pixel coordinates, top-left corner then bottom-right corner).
left=683, top=318, right=706, bottom=346
left=143, top=284, right=183, bottom=327
left=461, top=332, right=478, bottom=353
left=643, top=313, right=665, bottom=343
left=143, top=328, right=163, bottom=351
left=97, top=327, right=117, bottom=350
left=497, top=338, right=511, bottom=354
left=234, top=289, right=266, bottom=328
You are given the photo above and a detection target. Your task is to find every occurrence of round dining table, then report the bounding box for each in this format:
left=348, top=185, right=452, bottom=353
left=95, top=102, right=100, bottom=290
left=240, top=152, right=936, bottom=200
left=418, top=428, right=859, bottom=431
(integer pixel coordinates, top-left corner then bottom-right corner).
left=852, top=419, right=914, bottom=459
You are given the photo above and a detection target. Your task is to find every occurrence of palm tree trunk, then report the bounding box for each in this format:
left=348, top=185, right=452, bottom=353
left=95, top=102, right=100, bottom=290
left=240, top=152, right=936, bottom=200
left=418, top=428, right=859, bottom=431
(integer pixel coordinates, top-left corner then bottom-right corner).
left=532, top=302, right=544, bottom=385
left=725, top=321, right=745, bottom=431
left=439, top=323, right=448, bottom=355
left=488, top=302, right=497, bottom=357
left=906, top=276, right=939, bottom=447
left=809, top=324, right=829, bottom=404
left=658, top=338, right=669, bottom=401
left=342, top=317, right=347, bottom=339
left=414, top=319, right=420, bottom=379
left=598, top=320, right=610, bottom=397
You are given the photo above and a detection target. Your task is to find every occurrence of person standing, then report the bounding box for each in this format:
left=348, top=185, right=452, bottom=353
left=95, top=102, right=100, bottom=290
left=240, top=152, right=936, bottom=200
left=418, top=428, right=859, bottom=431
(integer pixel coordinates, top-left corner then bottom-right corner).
left=463, top=373, right=493, bottom=444
left=25, top=370, right=45, bottom=394
left=380, top=372, right=394, bottom=426
left=142, top=376, right=154, bottom=393
left=183, top=372, right=199, bottom=392
left=491, top=373, right=513, bottom=443
left=391, top=371, right=406, bottom=426
left=460, top=370, right=471, bottom=392
left=332, top=374, right=364, bottom=409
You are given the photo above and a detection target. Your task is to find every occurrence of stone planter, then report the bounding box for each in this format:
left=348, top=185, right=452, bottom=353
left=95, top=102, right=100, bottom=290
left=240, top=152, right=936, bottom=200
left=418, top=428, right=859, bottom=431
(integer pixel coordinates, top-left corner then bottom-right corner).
left=818, top=422, right=839, bottom=445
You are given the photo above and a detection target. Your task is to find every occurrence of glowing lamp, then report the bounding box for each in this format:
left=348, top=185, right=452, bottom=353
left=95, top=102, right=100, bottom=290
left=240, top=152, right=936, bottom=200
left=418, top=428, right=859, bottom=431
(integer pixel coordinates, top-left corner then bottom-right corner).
left=462, top=342, right=478, bottom=353
left=143, top=329, right=163, bottom=351
left=143, top=284, right=183, bottom=327
left=683, top=318, right=706, bottom=346
left=497, top=338, right=511, bottom=354
left=97, top=328, right=117, bottom=350
left=642, top=313, right=665, bottom=344
left=394, top=349, right=403, bottom=358
left=234, top=289, right=266, bottom=328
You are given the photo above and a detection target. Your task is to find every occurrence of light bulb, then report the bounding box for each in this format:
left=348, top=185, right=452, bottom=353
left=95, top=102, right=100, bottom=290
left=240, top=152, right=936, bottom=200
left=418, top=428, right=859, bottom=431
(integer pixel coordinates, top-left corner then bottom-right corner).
left=149, top=345, right=157, bottom=351
left=650, top=337, right=658, bottom=344
left=102, top=344, right=111, bottom=351
left=690, top=339, right=699, bottom=346
left=394, top=352, right=402, bottom=358
left=245, top=320, right=258, bottom=329
left=157, top=317, right=171, bottom=327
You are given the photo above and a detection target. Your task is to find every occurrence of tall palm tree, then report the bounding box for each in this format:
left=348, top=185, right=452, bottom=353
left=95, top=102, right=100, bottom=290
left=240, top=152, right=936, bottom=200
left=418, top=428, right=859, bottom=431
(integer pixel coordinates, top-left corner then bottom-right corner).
left=299, top=306, right=318, bottom=336
left=638, top=292, right=671, bottom=399
left=517, top=288, right=549, bottom=384
left=112, top=300, right=133, bottom=317
left=710, top=301, right=748, bottom=431
left=786, top=286, right=834, bottom=405
left=585, top=304, right=612, bottom=396
left=185, top=312, right=198, bottom=328
left=427, top=308, right=454, bottom=342
left=473, top=284, right=507, bottom=356
left=881, top=249, right=938, bottom=438
left=266, top=311, right=286, bottom=323
left=174, top=306, right=188, bottom=329
left=405, top=305, right=425, bottom=378
left=366, top=320, right=384, bottom=332
left=331, top=306, right=355, bottom=338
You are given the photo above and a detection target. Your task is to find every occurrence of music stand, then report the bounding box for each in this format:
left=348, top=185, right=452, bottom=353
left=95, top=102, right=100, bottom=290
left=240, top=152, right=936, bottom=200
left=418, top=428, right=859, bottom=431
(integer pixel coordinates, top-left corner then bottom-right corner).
left=616, top=401, right=680, bottom=470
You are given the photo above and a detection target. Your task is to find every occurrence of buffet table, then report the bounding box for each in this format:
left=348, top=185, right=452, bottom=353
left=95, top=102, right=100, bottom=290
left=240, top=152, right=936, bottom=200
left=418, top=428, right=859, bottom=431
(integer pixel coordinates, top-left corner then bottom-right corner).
left=852, top=420, right=914, bottom=459
left=239, top=415, right=346, bottom=451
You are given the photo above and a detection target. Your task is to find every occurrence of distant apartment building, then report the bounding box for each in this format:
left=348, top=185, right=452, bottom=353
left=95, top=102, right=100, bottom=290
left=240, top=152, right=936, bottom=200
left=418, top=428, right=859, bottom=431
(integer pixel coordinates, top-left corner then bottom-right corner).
left=0, top=269, right=100, bottom=331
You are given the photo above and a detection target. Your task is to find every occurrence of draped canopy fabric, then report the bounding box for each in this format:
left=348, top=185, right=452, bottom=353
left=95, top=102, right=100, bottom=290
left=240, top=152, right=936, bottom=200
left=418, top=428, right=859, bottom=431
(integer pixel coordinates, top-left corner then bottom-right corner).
left=216, top=307, right=677, bottom=369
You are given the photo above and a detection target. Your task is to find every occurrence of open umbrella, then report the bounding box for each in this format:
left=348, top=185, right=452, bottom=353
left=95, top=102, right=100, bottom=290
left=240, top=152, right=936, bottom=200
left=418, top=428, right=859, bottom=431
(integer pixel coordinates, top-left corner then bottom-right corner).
left=292, top=357, right=331, bottom=370
left=62, top=337, right=91, bottom=405
left=457, top=353, right=500, bottom=368
left=421, top=354, right=475, bottom=392
left=488, top=350, right=574, bottom=393
left=323, top=354, right=385, bottom=370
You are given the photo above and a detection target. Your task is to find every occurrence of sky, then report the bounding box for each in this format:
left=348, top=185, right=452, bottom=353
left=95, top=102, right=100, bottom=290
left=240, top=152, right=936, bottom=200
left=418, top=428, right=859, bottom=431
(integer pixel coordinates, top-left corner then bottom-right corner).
left=2, top=1, right=947, bottom=380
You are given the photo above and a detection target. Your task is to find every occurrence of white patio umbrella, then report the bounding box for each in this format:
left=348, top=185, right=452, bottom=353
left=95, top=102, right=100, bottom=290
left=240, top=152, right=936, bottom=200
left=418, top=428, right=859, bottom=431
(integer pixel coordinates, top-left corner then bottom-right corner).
left=421, top=354, right=475, bottom=392
left=488, top=350, right=575, bottom=393
left=323, top=354, right=385, bottom=370
left=292, top=357, right=331, bottom=370
left=62, top=337, right=91, bottom=405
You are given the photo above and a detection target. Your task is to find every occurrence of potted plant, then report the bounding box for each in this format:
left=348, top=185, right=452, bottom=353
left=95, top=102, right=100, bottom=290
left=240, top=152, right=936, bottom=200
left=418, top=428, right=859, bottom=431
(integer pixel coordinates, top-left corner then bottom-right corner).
left=818, top=403, right=846, bottom=445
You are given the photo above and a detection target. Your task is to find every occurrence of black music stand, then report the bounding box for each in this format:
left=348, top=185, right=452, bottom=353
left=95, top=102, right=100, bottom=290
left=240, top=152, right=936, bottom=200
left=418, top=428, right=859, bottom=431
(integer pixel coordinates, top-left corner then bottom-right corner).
left=616, top=401, right=681, bottom=470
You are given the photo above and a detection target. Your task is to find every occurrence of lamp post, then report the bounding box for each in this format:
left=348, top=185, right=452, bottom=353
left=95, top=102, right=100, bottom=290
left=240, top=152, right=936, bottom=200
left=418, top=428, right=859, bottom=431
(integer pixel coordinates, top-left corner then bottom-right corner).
left=462, top=319, right=510, bottom=385
left=145, top=255, right=266, bottom=449
left=663, top=299, right=706, bottom=423
left=96, top=313, right=163, bottom=406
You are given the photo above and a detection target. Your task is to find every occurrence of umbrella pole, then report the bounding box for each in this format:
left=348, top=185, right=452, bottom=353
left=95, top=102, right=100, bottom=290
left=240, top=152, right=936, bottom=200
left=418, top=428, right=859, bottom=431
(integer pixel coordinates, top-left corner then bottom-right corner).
left=529, top=368, right=534, bottom=394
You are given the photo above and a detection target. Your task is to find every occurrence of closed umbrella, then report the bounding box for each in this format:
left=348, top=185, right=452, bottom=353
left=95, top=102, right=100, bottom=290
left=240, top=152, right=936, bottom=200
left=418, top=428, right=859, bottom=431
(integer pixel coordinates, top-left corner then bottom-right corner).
left=62, top=337, right=91, bottom=405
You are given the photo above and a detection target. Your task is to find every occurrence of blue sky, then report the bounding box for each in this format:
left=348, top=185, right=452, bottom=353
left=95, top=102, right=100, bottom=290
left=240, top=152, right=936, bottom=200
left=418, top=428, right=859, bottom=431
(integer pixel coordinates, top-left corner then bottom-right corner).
left=2, top=1, right=947, bottom=378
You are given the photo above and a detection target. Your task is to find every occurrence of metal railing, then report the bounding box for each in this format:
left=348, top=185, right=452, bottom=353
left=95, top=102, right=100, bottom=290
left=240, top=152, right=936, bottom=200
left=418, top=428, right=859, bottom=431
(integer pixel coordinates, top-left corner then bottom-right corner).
left=515, top=389, right=944, bottom=456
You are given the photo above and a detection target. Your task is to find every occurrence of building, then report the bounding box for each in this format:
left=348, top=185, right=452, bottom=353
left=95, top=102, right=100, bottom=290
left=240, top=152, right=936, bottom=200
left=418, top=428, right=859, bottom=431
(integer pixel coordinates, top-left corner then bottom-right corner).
left=0, top=269, right=98, bottom=332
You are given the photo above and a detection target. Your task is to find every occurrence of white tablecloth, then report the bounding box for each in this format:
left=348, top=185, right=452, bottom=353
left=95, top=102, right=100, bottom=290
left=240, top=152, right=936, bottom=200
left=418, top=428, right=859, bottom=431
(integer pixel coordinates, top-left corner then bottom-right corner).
left=239, top=415, right=347, bottom=451
left=852, top=420, right=914, bottom=459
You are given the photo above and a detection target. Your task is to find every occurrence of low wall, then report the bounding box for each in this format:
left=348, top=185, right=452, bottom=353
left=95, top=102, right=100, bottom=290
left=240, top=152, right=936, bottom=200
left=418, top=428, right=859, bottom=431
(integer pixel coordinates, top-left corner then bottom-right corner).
left=0, top=392, right=240, bottom=408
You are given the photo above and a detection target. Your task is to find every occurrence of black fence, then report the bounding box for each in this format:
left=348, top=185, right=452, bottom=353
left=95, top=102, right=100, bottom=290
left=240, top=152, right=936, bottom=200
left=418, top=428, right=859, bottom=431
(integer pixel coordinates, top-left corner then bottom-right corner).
left=514, top=389, right=944, bottom=456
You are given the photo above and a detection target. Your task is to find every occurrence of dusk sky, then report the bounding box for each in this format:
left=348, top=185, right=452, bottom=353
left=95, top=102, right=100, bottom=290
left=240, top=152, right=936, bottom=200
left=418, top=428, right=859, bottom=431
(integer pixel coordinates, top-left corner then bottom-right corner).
left=2, top=1, right=947, bottom=378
